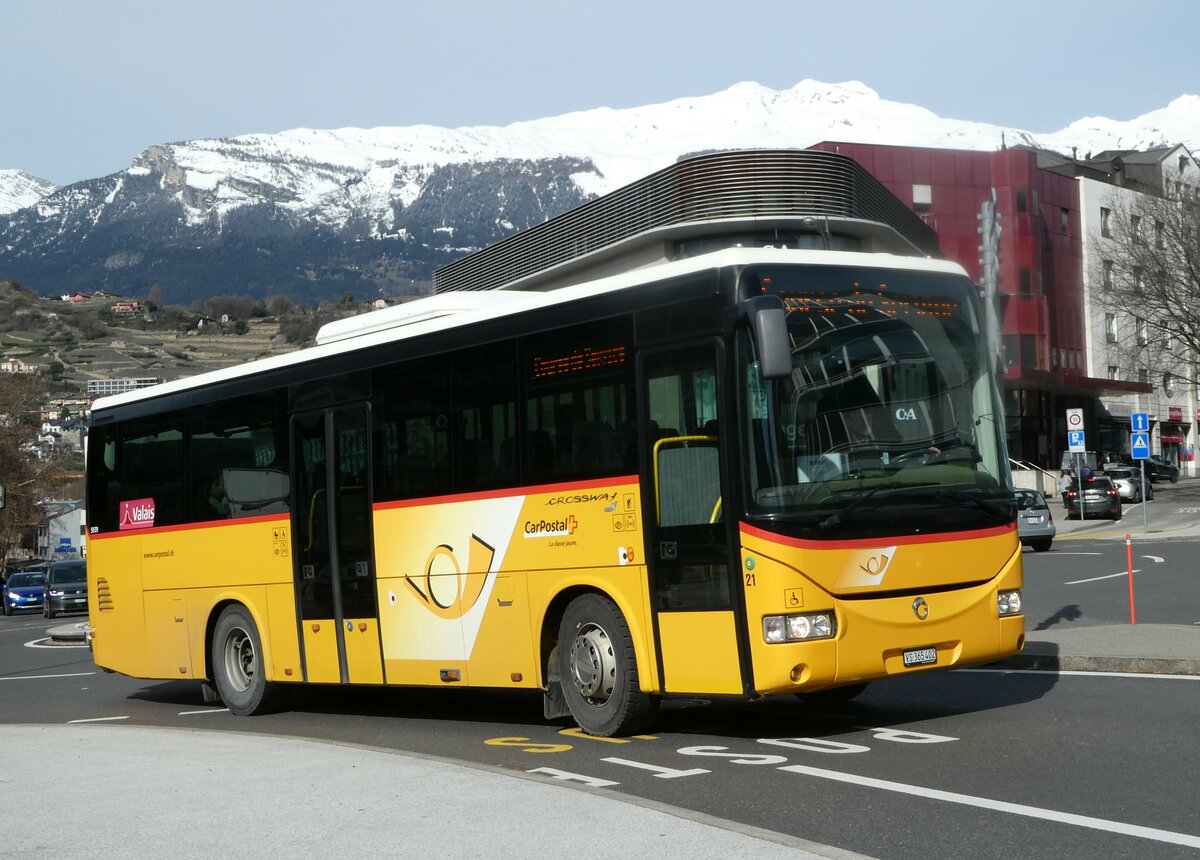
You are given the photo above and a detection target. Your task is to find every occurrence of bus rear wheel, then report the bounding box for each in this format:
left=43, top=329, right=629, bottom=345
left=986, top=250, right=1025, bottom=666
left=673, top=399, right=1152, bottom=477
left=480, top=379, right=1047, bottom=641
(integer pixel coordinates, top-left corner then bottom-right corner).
left=557, top=594, right=658, bottom=737
left=211, top=605, right=287, bottom=715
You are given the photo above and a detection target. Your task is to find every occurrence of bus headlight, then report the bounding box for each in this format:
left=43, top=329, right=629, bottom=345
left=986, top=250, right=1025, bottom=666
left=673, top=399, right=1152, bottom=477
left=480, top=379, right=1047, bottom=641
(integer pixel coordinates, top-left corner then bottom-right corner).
left=998, top=590, right=1023, bottom=616
left=763, top=612, right=836, bottom=643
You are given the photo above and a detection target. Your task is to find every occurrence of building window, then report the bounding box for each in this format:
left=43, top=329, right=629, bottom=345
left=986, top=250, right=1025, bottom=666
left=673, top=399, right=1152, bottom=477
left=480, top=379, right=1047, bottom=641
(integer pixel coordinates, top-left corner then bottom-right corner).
left=1136, top=317, right=1149, bottom=346
left=1102, top=259, right=1113, bottom=290
left=1060, top=208, right=1070, bottom=234
left=912, top=184, right=932, bottom=210
left=1105, top=313, right=1117, bottom=343
left=1131, top=214, right=1142, bottom=243
left=1138, top=367, right=1149, bottom=385
left=1002, top=334, right=1018, bottom=369
left=1019, top=268, right=1032, bottom=297
left=1101, top=207, right=1112, bottom=237
left=1164, top=373, right=1176, bottom=397
left=1015, top=188, right=1027, bottom=213
left=1020, top=335, right=1038, bottom=369
left=1133, top=266, right=1143, bottom=291
left=1107, top=365, right=1119, bottom=380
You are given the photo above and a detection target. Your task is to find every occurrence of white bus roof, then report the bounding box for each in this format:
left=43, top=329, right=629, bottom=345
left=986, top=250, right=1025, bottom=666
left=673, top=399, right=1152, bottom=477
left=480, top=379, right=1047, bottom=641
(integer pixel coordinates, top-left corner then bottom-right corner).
left=90, top=246, right=970, bottom=413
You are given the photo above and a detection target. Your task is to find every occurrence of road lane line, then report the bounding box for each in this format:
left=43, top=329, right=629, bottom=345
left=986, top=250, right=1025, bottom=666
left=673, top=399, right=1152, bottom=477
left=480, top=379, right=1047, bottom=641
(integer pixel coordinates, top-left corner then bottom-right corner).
left=1065, top=569, right=1140, bottom=584
left=960, top=668, right=1200, bottom=681
left=178, top=708, right=229, bottom=715
left=0, top=672, right=96, bottom=681
left=68, top=716, right=129, bottom=723
left=779, top=763, right=1200, bottom=849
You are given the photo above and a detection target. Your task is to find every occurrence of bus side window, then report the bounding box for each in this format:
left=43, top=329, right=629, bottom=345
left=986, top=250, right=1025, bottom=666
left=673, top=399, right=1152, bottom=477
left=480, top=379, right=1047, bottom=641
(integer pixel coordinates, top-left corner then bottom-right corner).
left=188, top=391, right=289, bottom=523
left=373, top=357, right=451, bottom=501
left=643, top=343, right=721, bottom=527
left=523, top=318, right=634, bottom=485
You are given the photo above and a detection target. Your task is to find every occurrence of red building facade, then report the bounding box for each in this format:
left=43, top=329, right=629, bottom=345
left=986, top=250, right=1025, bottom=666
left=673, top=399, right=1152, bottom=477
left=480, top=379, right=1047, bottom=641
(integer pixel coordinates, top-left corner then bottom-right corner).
left=810, top=141, right=1146, bottom=468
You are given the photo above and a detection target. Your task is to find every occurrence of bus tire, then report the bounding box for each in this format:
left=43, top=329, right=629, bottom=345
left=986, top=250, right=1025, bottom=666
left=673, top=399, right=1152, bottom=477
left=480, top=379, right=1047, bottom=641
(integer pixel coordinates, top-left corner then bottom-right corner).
left=557, top=593, right=658, bottom=737
left=211, top=604, right=287, bottom=716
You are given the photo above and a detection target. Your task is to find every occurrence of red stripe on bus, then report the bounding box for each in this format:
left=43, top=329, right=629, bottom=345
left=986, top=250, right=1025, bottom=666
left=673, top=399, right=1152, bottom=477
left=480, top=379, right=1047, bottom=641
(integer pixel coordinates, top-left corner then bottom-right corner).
left=739, top=521, right=1015, bottom=550
left=88, top=512, right=289, bottom=540
left=373, top=475, right=639, bottom=510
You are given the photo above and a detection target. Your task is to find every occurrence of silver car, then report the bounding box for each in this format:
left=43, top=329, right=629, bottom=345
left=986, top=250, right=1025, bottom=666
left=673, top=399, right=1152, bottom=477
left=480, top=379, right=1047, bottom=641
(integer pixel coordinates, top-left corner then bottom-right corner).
left=1015, top=489, right=1055, bottom=552
left=1103, top=466, right=1154, bottom=503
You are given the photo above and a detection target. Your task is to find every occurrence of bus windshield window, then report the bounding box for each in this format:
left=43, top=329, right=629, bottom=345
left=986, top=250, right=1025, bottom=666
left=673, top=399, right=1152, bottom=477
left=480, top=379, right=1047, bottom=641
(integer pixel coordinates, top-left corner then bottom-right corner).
left=740, top=265, right=1013, bottom=540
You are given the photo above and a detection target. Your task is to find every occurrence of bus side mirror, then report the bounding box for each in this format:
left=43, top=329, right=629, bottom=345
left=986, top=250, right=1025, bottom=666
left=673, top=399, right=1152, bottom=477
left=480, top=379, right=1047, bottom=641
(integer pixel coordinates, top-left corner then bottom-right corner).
left=743, top=296, right=791, bottom=379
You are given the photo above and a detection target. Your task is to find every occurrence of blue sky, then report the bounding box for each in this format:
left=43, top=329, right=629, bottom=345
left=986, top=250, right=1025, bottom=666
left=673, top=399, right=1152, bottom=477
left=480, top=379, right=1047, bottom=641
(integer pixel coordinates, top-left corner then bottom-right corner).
left=5, top=0, right=1196, bottom=185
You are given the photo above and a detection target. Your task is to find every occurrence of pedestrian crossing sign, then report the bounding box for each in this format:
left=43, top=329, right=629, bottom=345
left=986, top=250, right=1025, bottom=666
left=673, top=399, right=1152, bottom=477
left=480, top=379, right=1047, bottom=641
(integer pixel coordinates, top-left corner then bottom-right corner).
left=1131, top=432, right=1150, bottom=459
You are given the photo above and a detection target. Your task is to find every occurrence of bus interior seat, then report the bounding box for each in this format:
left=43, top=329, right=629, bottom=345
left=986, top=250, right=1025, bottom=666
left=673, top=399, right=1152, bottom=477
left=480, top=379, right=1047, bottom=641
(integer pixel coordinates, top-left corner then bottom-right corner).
left=458, top=438, right=496, bottom=488
left=526, top=429, right=556, bottom=482
left=572, top=421, right=619, bottom=473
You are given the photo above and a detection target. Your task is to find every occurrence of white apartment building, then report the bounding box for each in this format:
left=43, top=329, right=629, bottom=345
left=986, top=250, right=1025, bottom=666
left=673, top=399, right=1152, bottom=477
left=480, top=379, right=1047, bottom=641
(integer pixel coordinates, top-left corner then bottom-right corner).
left=1077, top=146, right=1200, bottom=475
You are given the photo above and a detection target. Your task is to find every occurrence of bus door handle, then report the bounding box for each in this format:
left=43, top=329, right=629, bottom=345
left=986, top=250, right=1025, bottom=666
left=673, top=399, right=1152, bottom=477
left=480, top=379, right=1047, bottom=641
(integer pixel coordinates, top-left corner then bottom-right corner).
left=659, top=541, right=678, bottom=561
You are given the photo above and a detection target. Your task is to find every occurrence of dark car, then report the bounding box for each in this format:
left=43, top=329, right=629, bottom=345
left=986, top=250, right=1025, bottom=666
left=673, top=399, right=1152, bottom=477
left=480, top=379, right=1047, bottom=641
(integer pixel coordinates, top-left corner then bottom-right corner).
left=1064, top=475, right=1122, bottom=520
left=2, top=567, right=47, bottom=615
left=1146, top=456, right=1180, bottom=484
left=44, top=559, right=87, bottom=618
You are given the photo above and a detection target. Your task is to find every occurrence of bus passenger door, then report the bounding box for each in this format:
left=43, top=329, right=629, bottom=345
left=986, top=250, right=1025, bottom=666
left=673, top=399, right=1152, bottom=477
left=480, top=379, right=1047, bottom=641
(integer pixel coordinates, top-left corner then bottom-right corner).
left=291, top=405, right=384, bottom=685
left=640, top=342, right=744, bottom=695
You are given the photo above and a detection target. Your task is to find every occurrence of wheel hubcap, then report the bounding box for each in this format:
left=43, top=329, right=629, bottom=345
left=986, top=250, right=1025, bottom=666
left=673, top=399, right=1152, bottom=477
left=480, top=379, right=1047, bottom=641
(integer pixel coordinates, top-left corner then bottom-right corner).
left=569, top=623, right=616, bottom=703
left=223, top=627, right=256, bottom=693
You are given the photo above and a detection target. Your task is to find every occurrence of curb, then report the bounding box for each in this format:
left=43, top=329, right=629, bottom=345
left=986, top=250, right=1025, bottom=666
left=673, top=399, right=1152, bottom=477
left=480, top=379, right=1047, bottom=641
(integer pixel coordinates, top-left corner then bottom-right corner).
left=991, top=653, right=1200, bottom=674
left=47, top=622, right=88, bottom=643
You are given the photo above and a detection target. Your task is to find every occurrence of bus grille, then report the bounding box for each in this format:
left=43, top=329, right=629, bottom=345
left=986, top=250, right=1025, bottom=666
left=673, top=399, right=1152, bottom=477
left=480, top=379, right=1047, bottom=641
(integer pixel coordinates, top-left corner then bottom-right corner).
left=95, top=578, right=114, bottom=612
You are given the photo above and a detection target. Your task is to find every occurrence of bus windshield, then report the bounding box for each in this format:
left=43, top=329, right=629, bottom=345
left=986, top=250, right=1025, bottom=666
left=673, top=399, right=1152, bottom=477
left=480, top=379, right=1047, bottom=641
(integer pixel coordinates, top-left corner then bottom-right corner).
left=740, top=264, right=1013, bottom=540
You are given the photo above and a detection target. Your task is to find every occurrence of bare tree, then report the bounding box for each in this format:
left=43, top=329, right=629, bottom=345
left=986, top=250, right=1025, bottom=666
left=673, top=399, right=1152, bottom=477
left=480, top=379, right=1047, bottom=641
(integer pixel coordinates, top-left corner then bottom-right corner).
left=1091, top=188, right=1200, bottom=388
left=265, top=293, right=295, bottom=317
left=0, top=374, right=57, bottom=565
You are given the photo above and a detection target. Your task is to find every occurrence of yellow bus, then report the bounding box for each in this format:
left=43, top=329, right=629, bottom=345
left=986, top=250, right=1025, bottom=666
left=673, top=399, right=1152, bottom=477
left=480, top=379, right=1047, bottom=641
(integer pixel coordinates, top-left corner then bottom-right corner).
left=86, top=152, right=1024, bottom=736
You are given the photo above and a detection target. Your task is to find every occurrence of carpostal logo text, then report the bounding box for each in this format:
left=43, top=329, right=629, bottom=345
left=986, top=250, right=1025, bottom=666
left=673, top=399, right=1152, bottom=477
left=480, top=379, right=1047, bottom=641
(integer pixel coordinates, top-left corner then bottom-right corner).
left=524, top=515, right=578, bottom=538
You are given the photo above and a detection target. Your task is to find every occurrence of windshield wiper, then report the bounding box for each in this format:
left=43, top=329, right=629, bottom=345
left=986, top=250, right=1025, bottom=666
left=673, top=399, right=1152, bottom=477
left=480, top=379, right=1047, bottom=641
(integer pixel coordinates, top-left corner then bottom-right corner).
left=893, top=440, right=982, bottom=469
left=818, top=481, right=937, bottom=532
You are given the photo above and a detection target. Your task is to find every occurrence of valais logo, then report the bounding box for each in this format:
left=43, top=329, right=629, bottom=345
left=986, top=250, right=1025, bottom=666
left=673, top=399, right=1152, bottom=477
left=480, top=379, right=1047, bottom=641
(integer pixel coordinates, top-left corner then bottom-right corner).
left=119, top=498, right=156, bottom=530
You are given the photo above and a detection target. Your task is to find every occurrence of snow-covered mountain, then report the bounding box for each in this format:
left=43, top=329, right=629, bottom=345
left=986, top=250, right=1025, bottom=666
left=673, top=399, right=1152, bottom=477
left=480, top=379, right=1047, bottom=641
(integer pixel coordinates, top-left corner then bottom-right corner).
left=2, top=80, right=1198, bottom=304
left=0, top=170, right=56, bottom=214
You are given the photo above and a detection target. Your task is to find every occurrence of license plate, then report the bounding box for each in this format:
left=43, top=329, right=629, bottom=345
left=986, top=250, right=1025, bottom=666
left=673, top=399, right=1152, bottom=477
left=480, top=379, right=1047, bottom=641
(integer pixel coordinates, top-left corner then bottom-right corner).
left=1024, top=514, right=1043, bottom=523
left=903, top=647, right=938, bottom=667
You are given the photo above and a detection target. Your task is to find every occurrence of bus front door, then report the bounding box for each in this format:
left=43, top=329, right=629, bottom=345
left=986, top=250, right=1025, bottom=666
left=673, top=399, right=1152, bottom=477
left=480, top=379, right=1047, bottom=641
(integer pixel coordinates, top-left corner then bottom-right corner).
left=641, top=342, right=745, bottom=696
left=291, top=405, right=384, bottom=685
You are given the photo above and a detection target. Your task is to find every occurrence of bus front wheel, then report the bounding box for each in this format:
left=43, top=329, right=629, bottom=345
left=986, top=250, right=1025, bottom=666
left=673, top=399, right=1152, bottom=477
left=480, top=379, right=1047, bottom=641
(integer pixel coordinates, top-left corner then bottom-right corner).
left=211, top=605, right=287, bottom=715
left=557, top=594, right=658, bottom=737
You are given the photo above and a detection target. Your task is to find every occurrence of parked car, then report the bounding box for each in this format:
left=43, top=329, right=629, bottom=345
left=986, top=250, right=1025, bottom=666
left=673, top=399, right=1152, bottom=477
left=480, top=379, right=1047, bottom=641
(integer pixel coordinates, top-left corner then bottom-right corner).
left=1014, top=489, right=1055, bottom=552
left=2, top=567, right=47, bottom=615
left=1103, top=466, right=1155, bottom=502
left=1147, top=456, right=1180, bottom=484
left=1064, top=475, right=1123, bottom=520
left=44, top=559, right=87, bottom=618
